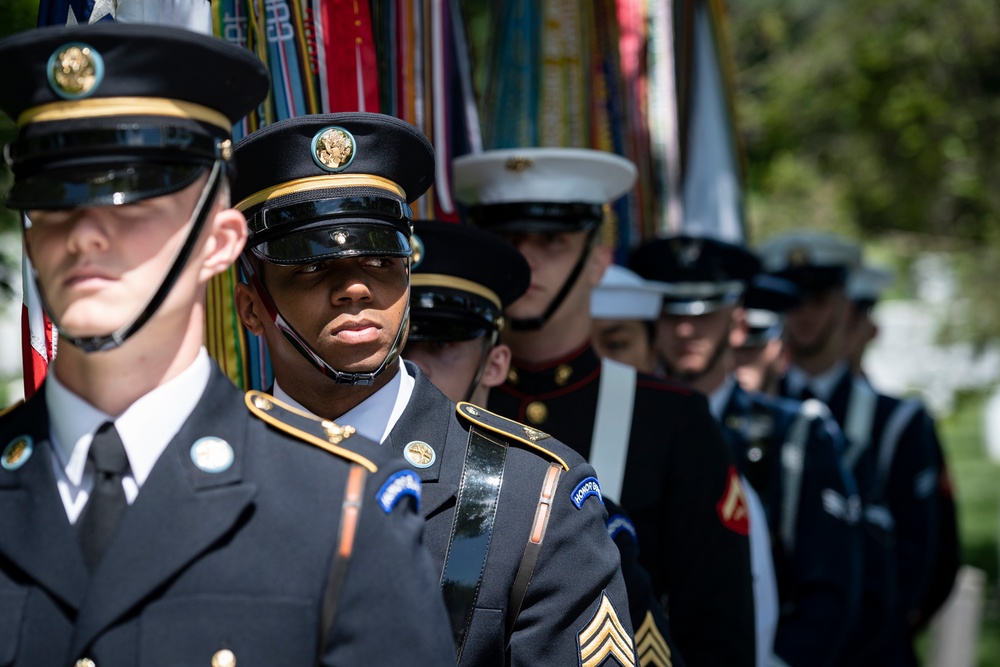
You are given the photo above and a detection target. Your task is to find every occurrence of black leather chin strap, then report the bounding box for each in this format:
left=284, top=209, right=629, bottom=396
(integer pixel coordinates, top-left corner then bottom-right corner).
left=39, top=160, right=225, bottom=353
left=510, top=228, right=598, bottom=331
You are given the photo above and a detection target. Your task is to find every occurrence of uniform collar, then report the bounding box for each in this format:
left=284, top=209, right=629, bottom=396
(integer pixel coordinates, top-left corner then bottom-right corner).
left=272, top=362, right=414, bottom=444
left=46, top=348, right=212, bottom=488
left=785, top=360, right=848, bottom=403
left=505, top=340, right=600, bottom=395
left=708, top=375, right=737, bottom=422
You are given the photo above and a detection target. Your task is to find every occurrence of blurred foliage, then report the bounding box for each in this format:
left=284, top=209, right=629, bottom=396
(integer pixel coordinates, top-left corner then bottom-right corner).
left=729, top=0, right=1000, bottom=348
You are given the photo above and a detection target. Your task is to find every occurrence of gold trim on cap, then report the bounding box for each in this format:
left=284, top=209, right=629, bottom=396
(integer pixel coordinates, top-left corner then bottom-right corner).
left=18, top=96, right=231, bottom=130
left=410, top=274, right=502, bottom=310
left=235, top=174, right=407, bottom=212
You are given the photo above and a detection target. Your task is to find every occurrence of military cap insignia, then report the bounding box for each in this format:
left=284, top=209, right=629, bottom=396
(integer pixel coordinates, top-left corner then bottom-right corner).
left=577, top=592, right=636, bottom=667
left=403, top=440, right=436, bottom=469
left=673, top=237, right=702, bottom=268
left=211, top=649, right=237, bottom=667
left=787, top=246, right=810, bottom=266
left=376, top=469, right=422, bottom=513
left=1, top=435, right=33, bottom=471
left=571, top=476, right=604, bottom=509
left=505, top=155, right=533, bottom=172
left=190, top=437, right=234, bottom=474
left=48, top=42, right=104, bottom=99
left=716, top=466, right=750, bottom=536
left=312, top=126, right=356, bottom=172
left=635, top=611, right=672, bottom=667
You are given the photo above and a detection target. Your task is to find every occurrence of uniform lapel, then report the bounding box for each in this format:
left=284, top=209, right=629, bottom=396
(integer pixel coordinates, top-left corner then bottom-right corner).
left=70, top=370, right=257, bottom=656
left=0, top=388, right=89, bottom=610
left=384, top=365, right=459, bottom=518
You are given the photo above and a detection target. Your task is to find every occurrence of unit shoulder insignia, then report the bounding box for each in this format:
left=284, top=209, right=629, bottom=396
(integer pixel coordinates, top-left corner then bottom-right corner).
left=245, top=390, right=376, bottom=473
left=577, top=591, right=636, bottom=667
left=456, top=402, right=569, bottom=470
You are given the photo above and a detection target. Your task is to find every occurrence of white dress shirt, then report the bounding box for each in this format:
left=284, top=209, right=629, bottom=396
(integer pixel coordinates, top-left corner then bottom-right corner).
left=272, top=362, right=414, bottom=444
left=46, top=348, right=212, bottom=523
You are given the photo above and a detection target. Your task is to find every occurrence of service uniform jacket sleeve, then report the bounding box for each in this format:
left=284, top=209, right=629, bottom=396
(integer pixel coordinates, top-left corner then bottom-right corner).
left=322, top=454, right=457, bottom=666
left=773, top=412, right=862, bottom=667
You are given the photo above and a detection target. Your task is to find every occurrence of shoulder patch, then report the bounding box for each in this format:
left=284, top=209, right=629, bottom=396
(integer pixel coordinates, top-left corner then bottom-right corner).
left=572, top=476, right=604, bottom=509
left=716, top=466, right=750, bottom=536
left=244, top=390, right=377, bottom=473
left=578, top=591, right=636, bottom=667
left=455, top=402, right=569, bottom=470
left=606, top=513, right=638, bottom=544
left=376, top=469, right=422, bottom=513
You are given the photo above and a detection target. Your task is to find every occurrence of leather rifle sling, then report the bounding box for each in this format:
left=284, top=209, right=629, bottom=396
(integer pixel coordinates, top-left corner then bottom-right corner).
left=441, top=426, right=508, bottom=661
left=319, top=464, right=368, bottom=657
left=506, top=463, right=564, bottom=644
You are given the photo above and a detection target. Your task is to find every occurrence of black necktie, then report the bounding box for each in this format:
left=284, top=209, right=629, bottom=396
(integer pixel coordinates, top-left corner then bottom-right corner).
left=77, top=422, right=131, bottom=569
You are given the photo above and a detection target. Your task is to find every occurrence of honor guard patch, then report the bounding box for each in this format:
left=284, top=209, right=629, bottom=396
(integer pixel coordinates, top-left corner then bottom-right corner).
left=572, top=476, right=604, bottom=510
left=377, top=470, right=422, bottom=513
left=716, top=466, right=750, bottom=536
left=635, top=611, right=672, bottom=667
left=606, top=513, right=638, bottom=544
left=578, top=591, right=636, bottom=667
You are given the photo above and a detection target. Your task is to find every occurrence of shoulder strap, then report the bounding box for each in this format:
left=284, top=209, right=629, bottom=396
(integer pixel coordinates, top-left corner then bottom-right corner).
left=441, top=425, right=509, bottom=661
left=873, top=399, right=923, bottom=501
left=589, top=358, right=637, bottom=503
left=319, top=464, right=369, bottom=653
left=843, top=378, right=878, bottom=470
left=505, top=463, right=564, bottom=644
left=780, top=400, right=822, bottom=555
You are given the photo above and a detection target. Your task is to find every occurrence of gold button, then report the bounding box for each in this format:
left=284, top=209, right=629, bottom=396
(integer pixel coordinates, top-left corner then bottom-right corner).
left=75, top=660, right=96, bottom=667
left=554, top=364, right=573, bottom=386
left=526, top=401, right=548, bottom=425
left=212, top=649, right=237, bottom=667
left=507, top=368, right=519, bottom=385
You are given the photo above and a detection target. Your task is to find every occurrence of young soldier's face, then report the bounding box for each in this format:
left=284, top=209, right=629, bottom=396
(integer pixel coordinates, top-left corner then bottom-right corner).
left=404, top=337, right=488, bottom=403
left=785, top=288, right=847, bottom=358
left=501, top=230, right=596, bottom=322
left=25, top=174, right=211, bottom=338
left=592, top=318, right=655, bottom=373
left=656, top=306, right=734, bottom=381
left=256, top=255, right=409, bottom=375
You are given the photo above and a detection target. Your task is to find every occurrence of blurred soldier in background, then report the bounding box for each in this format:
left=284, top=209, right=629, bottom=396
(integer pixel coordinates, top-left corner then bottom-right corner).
left=631, top=235, right=863, bottom=667
left=758, top=232, right=939, bottom=666
left=455, top=147, right=757, bottom=667
left=590, top=265, right=662, bottom=374
left=406, top=218, right=682, bottom=667
left=732, top=274, right=801, bottom=396
left=0, top=23, right=454, bottom=666
left=231, top=120, right=637, bottom=667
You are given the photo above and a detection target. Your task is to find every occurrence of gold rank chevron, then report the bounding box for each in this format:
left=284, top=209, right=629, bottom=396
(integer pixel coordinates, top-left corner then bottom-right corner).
left=578, top=592, right=636, bottom=667
left=636, top=611, right=672, bottom=667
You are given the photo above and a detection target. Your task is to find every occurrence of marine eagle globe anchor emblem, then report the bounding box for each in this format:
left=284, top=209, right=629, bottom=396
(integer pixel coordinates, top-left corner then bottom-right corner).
left=311, top=126, right=356, bottom=172
left=48, top=42, right=104, bottom=98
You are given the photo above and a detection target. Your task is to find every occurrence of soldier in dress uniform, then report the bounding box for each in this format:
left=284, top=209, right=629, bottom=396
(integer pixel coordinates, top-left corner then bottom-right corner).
left=631, top=235, right=863, bottom=667
left=757, top=231, right=939, bottom=665
left=732, top=274, right=801, bottom=396
left=0, top=22, right=455, bottom=667
left=590, top=265, right=662, bottom=374
left=230, top=118, right=637, bottom=667
left=405, top=218, right=680, bottom=667
left=454, top=147, right=756, bottom=667
left=846, top=263, right=961, bottom=666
